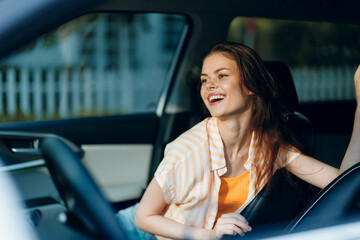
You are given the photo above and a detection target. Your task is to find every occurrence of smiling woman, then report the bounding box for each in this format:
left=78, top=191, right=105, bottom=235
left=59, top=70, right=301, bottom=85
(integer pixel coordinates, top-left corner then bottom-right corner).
left=122, top=40, right=360, bottom=239
left=0, top=1, right=359, bottom=240
left=128, top=41, right=360, bottom=240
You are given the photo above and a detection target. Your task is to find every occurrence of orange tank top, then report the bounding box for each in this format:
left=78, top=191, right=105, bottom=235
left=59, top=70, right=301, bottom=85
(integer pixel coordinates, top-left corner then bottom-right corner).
left=215, top=170, right=250, bottom=223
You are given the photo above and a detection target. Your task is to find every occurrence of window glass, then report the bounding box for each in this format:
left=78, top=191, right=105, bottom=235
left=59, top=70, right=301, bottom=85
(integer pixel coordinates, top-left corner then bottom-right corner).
left=227, top=17, right=360, bottom=103
left=0, top=13, right=187, bottom=122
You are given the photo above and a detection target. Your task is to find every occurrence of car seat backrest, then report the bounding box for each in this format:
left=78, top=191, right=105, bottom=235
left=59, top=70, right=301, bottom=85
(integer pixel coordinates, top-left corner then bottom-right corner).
left=264, top=60, right=315, bottom=155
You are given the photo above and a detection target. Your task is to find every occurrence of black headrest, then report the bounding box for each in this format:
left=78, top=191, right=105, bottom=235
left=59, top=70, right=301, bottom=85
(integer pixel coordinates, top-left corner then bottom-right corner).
left=264, top=61, right=314, bottom=155
left=264, top=61, right=299, bottom=111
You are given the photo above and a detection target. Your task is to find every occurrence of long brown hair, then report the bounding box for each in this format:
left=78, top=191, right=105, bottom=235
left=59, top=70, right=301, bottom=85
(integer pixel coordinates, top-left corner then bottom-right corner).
left=203, top=41, right=302, bottom=193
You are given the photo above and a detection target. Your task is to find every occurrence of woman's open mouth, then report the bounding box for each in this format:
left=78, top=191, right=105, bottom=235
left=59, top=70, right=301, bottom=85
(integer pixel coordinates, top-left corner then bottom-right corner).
left=208, top=94, right=225, bottom=105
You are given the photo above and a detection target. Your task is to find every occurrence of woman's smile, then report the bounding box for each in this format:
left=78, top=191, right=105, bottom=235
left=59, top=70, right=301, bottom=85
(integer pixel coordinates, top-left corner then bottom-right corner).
left=208, top=93, right=226, bottom=106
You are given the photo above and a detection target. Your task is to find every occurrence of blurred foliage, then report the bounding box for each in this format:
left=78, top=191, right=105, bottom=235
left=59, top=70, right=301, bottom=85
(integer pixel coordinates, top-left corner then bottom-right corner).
left=12, top=13, right=151, bottom=54
left=16, top=14, right=99, bottom=53
left=228, top=17, right=360, bottom=67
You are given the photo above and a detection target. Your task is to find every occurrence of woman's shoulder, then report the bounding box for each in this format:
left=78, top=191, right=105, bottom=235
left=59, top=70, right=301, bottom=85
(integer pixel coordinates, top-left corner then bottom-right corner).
left=165, top=117, right=215, bottom=156
left=276, top=144, right=301, bottom=168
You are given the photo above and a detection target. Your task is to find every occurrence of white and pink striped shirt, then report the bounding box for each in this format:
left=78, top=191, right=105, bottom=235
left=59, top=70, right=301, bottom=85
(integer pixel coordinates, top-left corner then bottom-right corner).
left=155, top=117, right=299, bottom=238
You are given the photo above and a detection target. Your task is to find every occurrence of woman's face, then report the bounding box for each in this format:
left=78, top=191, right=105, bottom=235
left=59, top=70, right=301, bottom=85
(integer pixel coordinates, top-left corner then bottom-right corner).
left=200, top=52, right=253, bottom=120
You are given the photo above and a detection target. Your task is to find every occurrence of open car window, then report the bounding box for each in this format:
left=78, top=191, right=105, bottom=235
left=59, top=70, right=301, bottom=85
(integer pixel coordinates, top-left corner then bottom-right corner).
left=0, top=13, right=187, bottom=122
left=227, top=17, right=360, bottom=103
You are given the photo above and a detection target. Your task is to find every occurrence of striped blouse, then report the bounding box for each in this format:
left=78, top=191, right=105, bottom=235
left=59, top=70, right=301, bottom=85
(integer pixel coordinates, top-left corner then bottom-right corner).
left=154, top=117, right=300, bottom=237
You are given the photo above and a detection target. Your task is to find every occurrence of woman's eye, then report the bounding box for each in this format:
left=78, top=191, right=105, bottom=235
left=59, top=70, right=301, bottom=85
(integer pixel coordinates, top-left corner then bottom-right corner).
left=219, top=74, right=227, bottom=79
left=201, top=79, right=209, bottom=84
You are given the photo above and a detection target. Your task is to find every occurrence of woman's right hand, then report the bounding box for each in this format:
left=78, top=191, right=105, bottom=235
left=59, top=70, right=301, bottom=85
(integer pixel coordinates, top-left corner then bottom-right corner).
left=211, top=213, right=252, bottom=239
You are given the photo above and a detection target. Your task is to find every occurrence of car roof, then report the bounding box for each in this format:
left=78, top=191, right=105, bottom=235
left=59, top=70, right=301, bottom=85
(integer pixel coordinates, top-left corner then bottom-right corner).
left=0, top=0, right=359, bottom=59
left=97, top=0, right=360, bottom=24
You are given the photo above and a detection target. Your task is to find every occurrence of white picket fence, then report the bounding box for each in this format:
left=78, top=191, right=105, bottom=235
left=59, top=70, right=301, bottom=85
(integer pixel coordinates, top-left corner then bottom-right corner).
left=0, top=67, right=165, bottom=121
left=291, top=65, right=356, bottom=103
left=0, top=65, right=356, bottom=122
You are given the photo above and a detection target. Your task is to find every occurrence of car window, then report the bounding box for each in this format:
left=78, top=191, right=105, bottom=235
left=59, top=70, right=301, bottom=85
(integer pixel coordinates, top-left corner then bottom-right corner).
left=0, top=13, right=187, bottom=122
left=227, top=17, right=360, bottom=103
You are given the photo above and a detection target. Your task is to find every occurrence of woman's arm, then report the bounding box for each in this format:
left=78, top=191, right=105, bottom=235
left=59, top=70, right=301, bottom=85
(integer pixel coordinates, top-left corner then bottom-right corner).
left=286, top=65, right=360, bottom=188
left=340, top=64, right=360, bottom=173
left=286, top=154, right=338, bottom=189
left=135, top=178, right=210, bottom=239
left=135, top=178, right=251, bottom=239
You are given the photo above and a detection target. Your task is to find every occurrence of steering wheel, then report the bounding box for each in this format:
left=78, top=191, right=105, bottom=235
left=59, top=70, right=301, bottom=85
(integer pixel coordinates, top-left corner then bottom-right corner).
left=41, top=136, right=127, bottom=240
left=286, top=162, right=360, bottom=232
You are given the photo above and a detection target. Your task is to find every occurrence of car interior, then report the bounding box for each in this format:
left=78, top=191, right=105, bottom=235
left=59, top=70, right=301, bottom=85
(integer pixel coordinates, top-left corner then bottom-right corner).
left=0, top=0, right=359, bottom=239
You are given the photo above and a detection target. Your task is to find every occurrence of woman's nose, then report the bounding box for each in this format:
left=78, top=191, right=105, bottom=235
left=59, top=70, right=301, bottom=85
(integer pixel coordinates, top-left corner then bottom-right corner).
left=205, top=80, right=217, bottom=90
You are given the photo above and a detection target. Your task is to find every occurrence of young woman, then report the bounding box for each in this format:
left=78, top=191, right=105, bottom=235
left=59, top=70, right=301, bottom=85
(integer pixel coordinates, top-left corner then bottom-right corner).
left=131, top=42, right=360, bottom=239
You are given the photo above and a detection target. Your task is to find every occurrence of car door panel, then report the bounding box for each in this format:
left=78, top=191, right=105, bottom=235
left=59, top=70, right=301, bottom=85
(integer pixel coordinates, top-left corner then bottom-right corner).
left=82, top=144, right=153, bottom=202
left=0, top=114, right=160, bottom=203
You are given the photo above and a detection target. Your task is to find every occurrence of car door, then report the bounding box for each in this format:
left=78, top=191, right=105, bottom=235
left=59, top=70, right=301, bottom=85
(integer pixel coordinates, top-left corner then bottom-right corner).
left=0, top=3, right=190, bottom=205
